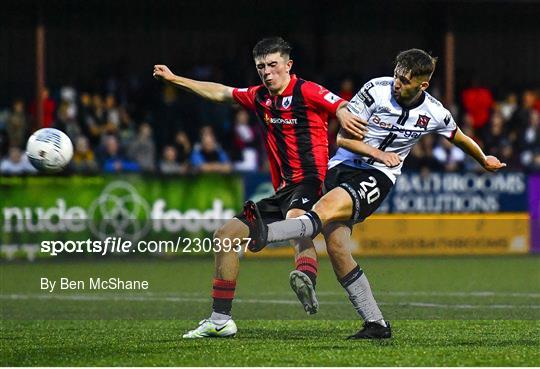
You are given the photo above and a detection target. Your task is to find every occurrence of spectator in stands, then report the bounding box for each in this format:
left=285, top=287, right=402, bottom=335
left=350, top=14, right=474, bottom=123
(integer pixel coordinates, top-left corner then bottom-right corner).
left=79, top=92, right=97, bottom=145
left=512, top=90, right=538, bottom=142
left=173, top=130, right=192, bottom=166
left=520, top=110, right=540, bottom=172
left=433, top=137, right=465, bottom=172
left=59, top=85, right=78, bottom=121
left=6, top=99, right=28, bottom=148
left=81, top=93, right=106, bottom=147
left=403, top=135, right=442, bottom=174
left=100, top=135, right=140, bottom=173
left=104, top=94, right=121, bottom=132
left=461, top=80, right=494, bottom=130
left=128, top=122, right=156, bottom=172
left=118, top=107, right=136, bottom=149
left=499, top=140, right=521, bottom=170
left=190, top=126, right=231, bottom=173
left=154, top=85, right=185, bottom=151
left=30, top=88, right=56, bottom=128
left=160, top=145, right=187, bottom=174
left=54, top=101, right=81, bottom=142
left=499, top=92, right=518, bottom=122
left=231, top=110, right=258, bottom=172
left=481, top=112, right=506, bottom=158
left=71, top=136, right=98, bottom=173
left=529, top=152, right=540, bottom=172
left=0, top=147, right=36, bottom=174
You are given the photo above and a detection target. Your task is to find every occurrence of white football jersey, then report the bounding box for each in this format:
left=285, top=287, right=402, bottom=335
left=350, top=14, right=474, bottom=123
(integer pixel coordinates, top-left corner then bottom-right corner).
left=329, top=77, right=458, bottom=183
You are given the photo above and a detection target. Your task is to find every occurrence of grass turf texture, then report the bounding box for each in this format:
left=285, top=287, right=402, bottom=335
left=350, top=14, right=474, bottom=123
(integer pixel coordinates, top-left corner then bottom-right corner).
left=1, top=256, right=539, bottom=366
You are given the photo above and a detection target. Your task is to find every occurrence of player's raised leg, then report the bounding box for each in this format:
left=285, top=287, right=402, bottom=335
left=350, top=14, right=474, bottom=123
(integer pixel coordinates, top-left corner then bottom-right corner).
left=244, top=186, right=353, bottom=247
left=182, top=218, right=247, bottom=338
left=287, top=208, right=320, bottom=315
left=323, top=222, right=391, bottom=339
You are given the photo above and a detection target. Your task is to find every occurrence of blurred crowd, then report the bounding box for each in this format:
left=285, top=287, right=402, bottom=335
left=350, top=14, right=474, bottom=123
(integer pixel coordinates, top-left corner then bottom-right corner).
left=0, top=76, right=539, bottom=175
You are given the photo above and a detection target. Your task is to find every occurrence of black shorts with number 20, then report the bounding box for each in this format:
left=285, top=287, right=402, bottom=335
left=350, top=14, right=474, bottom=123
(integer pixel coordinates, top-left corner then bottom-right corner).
left=323, top=163, right=394, bottom=224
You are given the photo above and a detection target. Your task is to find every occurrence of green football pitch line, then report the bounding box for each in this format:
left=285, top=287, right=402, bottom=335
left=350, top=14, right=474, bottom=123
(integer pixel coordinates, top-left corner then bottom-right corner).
left=1, top=256, right=539, bottom=366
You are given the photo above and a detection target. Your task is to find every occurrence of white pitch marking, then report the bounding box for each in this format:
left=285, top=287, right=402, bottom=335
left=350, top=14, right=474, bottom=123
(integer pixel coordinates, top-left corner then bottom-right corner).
left=1, top=293, right=539, bottom=310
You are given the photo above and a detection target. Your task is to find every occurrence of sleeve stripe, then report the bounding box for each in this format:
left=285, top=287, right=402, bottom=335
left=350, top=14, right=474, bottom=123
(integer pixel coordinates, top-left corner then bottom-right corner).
left=448, top=127, right=458, bottom=140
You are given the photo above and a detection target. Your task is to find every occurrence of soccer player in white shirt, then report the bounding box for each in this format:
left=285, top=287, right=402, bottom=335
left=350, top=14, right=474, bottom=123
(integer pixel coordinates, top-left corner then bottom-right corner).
left=244, top=48, right=506, bottom=339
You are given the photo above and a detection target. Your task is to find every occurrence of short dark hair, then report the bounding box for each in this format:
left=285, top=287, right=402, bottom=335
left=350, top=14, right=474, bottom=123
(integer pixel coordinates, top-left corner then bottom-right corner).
left=252, top=37, right=292, bottom=60
left=395, top=49, right=437, bottom=79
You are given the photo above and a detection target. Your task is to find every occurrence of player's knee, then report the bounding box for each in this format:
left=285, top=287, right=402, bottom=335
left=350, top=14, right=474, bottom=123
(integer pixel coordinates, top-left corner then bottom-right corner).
left=312, top=198, right=333, bottom=221
left=214, top=225, right=234, bottom=241
left=213, top=219, right=247, bottom=255
left=286, top=208, right=306, bottom=219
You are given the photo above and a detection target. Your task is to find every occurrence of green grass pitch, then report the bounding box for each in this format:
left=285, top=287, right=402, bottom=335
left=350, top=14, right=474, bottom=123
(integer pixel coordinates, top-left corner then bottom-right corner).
left=1, top=255, right=539, bottom=366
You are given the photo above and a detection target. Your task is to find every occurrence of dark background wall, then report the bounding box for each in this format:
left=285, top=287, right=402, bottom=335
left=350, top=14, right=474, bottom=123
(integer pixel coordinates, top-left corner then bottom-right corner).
left=1, top=0, right=539, bottom=104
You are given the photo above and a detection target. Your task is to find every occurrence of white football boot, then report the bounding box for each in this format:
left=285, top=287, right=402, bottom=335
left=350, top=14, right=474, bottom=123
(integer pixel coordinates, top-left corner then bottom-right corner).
left=182, top=318, right=237, bottom=338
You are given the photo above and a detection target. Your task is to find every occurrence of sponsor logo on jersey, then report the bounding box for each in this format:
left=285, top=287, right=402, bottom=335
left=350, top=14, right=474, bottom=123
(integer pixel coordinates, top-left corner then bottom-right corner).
left=372, top=115, right=394, bottom=129
left=264, top=113, right=297, bottom=125
left=415, top=114, right=431, bottom=130
left=444, top=115, right=451, bottom=126
left=271, top=117, right=297, bottom=125
left=237, top=88, right=248, bottom=92
left=324, top=92, right=340, bottom=103
left=282, top=96, right=292, bottom=109
left=359, top=84, right=375, bottom=107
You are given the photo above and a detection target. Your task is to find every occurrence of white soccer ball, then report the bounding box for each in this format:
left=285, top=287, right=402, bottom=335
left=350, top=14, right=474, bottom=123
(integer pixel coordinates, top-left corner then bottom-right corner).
left=26, top=128, right=74, bottom=173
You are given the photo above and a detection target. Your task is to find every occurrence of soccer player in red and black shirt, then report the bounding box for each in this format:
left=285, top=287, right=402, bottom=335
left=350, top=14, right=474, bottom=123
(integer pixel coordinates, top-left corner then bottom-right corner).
left=153, top=37, right=366, bottom=338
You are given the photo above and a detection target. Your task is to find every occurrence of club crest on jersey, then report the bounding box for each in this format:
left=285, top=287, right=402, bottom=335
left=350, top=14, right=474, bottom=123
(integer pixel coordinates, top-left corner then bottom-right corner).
left=282, top=96, right=292, bottom=109
left=415, top=114, right=431, bottom=130
left=265, top=99, right=272, bottom=106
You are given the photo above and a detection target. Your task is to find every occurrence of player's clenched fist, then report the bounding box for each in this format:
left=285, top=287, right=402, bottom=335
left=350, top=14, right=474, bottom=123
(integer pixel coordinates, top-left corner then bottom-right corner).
left=153, top=65, right=175, bottom=82
left=374, top=151, right=402, bottom=168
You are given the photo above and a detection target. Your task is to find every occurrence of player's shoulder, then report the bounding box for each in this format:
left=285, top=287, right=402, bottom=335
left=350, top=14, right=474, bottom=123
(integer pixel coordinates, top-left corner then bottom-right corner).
left=424, top=91, right=445, bottom=108
left=234, top=84, right=265, bottom=100
left=423, top=92, right=454, bottom=124
left=362, top=76, right=393, bottom=91
left=424, top=92, right=450, bottom=114
left=300, top=79, right=343, bottom=104
left=370, top=76, right=394, bottom=87
left=300, top=78, right=328, bottom=94
left=354, top=76, right=392, bottom=107
left=237, top=84, right=264, bottom=92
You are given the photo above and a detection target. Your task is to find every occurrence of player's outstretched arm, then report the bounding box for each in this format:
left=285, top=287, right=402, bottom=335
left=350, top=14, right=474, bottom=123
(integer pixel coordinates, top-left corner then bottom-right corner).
left=450, top=128, right=507, bottom=172
left=336, top=129, right=401, bottom=167
left=153, top=64, right=234, bottom=104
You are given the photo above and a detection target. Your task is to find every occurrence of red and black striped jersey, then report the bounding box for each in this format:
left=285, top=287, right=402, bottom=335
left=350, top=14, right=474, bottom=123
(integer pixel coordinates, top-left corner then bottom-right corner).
left=233, top=74, right=345, bottom=190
